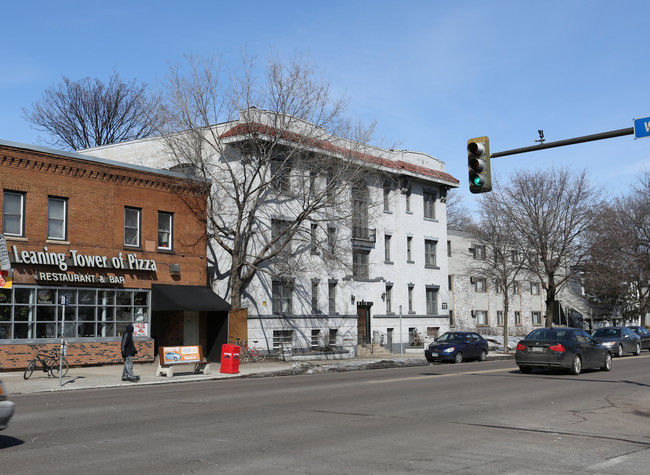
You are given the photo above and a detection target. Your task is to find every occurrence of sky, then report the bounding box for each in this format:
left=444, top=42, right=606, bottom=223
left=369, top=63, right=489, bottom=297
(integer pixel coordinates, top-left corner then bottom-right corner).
left=2, top=0, right=649, bottom=209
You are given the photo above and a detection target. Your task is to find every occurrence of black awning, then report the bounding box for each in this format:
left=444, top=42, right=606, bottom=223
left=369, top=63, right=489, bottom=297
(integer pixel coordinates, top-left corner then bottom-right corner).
left=151, top=284, right=231, bottom=312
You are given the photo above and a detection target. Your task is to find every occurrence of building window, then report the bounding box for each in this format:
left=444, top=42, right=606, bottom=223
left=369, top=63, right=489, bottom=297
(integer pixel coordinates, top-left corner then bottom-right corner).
left=328, top=282, right=336, bottom=314
left=270, top=158, right=291, bottom=193
left=383, top=182, right=391, bottom=212
left=327, top=226, right=336, bottom=255
left=311, top=282, right=319, bottom=314
left=272, top=280, right=292, bottom=315
left=273, top=330, right=293, bottom=352
left=47, top=197, right=67, bottom=241
left=426, top=288, right=438, bottom=315
left=408, top=285, right=414, bottom=313
left=497, top=311, right=504, bottom=325
left=407, top=236, right=413, bottom=262
left=532, top=311, right=542, bottom=325
left=473, top=245, right=486, bottom=260
left=352, top=250, right=369, bottom=278
left=447, top=240, right=452, bottom=257
left=515, top=311, right=521, bottom=325
left=423, top=191, right=436, bottom=219
left=449, top=310, right=455, bottom=326
left=384, top=234, right=392, bottom=262
left=3, top=191, right=25, bottom=237
left=511, top=251, right=519, bottom=264
left=310, top=223, right=318, bottom=254
left=328, top=329, right=338, bottom=347
left=474, top=277, right=487, bottom=293
left=424, top=240, right=437, bottom=267
left=405, top=188, right=412, bottom=212
left=530, top=281, right=540, bottom=295
left=272, top=219, right=292, bottom=255
left=448, top=275, right=453, bottom=291
left=124, top=207, right=141, bottom=247
left=158, top=212, right=173, bottom=250
left=512, top=281, right=521, bottom=294
left=311, top=329, right=321, bottom=349
left=0, top=287, right=149, bottom=339
left=385, top=285, right=393, bottom=313
left=476, top=310, right=488, bottom=325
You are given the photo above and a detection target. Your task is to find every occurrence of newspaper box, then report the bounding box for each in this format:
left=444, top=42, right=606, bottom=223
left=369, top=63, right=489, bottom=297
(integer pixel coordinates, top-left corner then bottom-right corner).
left=220, top=344, right=240, bottom=374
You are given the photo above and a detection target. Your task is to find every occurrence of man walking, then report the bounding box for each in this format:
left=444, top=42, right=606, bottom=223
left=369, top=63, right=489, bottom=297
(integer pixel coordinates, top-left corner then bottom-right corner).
left=121, top=324, right=140, bottom=382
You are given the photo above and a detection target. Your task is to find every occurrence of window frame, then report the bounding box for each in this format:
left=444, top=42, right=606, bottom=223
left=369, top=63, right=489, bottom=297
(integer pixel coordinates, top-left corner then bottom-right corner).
left=424, top=239, right=437, bottom=267
left=157, top=211, right=174, bottom=251
left=423, top=191, right=436, bottom=220
left=425, top=287, right=438, bottom=315
left=272, top=280, right=293, bottom=315
left=47, top=196, right=68, bottom=241
left=124, top=207, right=141, bottom=248
left=3, top=190, right=25, bottom=237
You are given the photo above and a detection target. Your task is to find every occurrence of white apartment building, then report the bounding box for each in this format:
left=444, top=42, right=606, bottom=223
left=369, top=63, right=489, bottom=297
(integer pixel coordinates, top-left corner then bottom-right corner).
left=83, top=109, right=459, bottom=356
left=447, top=229, right=546, bottom=337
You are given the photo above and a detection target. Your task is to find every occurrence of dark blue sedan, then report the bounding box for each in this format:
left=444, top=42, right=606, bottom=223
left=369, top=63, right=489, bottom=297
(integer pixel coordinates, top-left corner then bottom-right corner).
left=425, top=331, right=489, bottom=364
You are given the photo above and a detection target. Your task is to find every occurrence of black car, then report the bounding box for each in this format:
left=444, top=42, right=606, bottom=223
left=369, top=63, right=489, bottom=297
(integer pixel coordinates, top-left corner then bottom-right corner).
left=591, top=326, right=641, bottom=357
left=515, top=327, right=612, bottom=375
left=628, top=326, right=650, bottom=351
left=425, top=331, right=489, bottom=364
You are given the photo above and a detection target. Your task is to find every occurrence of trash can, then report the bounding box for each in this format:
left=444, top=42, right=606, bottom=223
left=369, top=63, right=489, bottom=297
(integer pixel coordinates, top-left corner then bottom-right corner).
left=220, top=344, right=240, bottom=374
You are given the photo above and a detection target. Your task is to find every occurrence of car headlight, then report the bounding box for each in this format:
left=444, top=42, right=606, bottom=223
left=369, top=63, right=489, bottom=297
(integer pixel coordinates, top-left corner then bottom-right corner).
left=602, top=341, right=614, bottom=347
left=443, top=347, right=455, bottom=353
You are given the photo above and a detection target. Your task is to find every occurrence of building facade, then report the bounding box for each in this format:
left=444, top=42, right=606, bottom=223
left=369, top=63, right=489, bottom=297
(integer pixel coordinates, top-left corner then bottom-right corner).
left=0, top=140, right=229, bottom=370
left=447, top=229, right=546, bottom=339
left=83, top=110, right=459, bottom=356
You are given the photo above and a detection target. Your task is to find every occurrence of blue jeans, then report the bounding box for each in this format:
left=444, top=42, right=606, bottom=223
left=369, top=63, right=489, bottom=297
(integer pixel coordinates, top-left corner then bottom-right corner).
left=122, top=356, right=135, bottom=380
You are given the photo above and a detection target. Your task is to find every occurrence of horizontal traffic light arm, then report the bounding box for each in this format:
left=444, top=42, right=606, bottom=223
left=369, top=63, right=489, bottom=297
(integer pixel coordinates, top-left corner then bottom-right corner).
left=490, top=127, right=634, bottom=159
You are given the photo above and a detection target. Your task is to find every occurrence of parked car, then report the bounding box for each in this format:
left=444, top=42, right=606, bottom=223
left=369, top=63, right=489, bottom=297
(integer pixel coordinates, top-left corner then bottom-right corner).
left=515, top=327, right=612, bottom=375
left=628, top=326, right=650, bottom=351
left=0, top=379, right=16, bottom=430
left=591, top=327, right=641, bottom=357
left=425, top=331, right=488, bottom=364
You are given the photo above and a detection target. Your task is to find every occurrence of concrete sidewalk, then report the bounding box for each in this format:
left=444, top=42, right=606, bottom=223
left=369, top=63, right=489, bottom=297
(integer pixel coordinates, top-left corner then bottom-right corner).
left=2, top=352, right=513, bottom=395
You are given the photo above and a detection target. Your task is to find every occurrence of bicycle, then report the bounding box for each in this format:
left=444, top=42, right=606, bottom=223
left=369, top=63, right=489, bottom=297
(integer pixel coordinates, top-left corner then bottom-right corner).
left=234, top=339, right=266, bottom=363
left=24, top=346, right=69, bottom=380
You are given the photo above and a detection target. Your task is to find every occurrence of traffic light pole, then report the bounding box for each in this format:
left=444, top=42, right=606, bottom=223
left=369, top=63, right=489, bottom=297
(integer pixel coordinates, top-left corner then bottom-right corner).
left=490, top=127, right=634, bottom=158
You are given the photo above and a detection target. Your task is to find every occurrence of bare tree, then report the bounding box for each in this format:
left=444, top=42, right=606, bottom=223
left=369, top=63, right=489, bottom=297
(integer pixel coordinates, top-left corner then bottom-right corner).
left=154, top=54, right=381, bottom=308
left=23, top=72, right=156, bottom=150
left=446, top=190, right=474, bottom=231
left=468, top=193, right=530, bottom=350
left=584, top=172, right=650, bottom=325
left=491, top=167, right=602, bottom=327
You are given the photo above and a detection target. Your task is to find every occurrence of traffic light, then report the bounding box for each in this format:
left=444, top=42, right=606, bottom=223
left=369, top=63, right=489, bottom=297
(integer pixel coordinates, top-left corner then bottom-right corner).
left=467, top=136, right=492, bottom=193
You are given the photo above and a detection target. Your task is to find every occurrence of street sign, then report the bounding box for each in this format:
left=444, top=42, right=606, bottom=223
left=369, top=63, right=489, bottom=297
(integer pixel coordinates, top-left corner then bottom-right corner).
left=633, top=116, right=650, bottom=139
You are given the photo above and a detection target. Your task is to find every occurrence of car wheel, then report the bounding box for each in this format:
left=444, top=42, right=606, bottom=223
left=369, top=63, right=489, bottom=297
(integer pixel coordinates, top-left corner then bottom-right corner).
left=479, top=349, right=487, bottom=362
left=454, top=352, right=463, bottom=364
left=519, top=365, right=532, bottom=374
left=601, top=352, right=612, bottom=371
left=634, top=342, right=641, bottom=356
left=569, top=355, right=582, bottom=375
left=616, top=344, right=623, bottom=357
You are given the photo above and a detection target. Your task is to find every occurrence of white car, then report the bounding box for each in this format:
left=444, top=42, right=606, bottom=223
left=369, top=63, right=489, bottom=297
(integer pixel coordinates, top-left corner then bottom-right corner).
left=0, top=379, right=15, bottom=430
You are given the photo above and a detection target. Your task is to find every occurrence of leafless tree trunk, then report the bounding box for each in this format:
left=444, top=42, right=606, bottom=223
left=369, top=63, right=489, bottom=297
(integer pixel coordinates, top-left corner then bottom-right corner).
left=22, top=72, right=156, bottom=150
left=154, top=54, right=381, bottom=308
left=490, top=167, right=602, bottom=327
left=469, top=193, right=530, bottom=350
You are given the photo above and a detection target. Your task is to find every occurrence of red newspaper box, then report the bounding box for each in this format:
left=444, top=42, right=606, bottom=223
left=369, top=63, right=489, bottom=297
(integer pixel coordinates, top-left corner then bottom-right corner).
left=220, top=344, right=240, bottom=374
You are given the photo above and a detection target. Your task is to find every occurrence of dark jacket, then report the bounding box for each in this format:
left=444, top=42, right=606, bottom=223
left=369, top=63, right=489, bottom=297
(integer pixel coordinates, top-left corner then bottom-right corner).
left=121, top=324, right=138, bottom=358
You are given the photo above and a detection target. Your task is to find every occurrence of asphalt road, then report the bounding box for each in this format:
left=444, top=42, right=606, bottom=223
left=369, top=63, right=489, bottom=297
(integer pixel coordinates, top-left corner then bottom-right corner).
left=3, top=355, right=650, bottom=474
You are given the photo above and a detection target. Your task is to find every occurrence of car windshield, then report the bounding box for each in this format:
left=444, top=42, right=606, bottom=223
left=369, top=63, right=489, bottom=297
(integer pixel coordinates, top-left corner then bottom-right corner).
left=593, top=328, right=620, bottom=338
left=525, top=328, right=572, bottom=341
left=437, top=333, right=466, bottom=343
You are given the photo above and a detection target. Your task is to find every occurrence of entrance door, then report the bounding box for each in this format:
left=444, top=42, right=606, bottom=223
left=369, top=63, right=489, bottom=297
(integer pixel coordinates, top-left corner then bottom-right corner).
left=183, top=311, right=200, bottom=346
left=357, top=304, right=371, bottom=344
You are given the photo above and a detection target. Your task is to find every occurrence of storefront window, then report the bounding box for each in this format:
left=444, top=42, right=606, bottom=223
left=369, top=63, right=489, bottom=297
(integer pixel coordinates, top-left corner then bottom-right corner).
left=0, top=286, right=150, bottom=340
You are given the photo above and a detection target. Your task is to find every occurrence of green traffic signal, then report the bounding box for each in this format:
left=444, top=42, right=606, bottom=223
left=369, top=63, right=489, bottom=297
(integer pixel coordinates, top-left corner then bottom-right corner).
left=467, top=136, right=492, bottom=193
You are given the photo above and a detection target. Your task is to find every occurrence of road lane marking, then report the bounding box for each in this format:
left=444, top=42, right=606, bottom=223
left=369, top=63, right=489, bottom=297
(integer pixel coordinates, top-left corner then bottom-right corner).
left=368, top=367, right=511, bottom=384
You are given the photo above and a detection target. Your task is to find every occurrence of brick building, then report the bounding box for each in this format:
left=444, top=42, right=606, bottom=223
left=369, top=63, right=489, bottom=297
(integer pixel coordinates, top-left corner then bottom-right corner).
left=0, top=140, right=229, bottom=370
